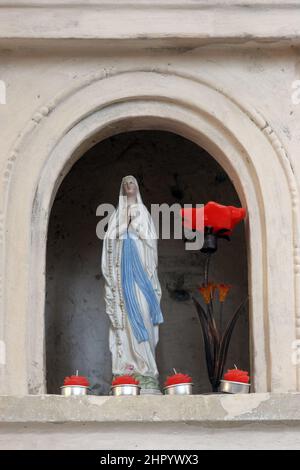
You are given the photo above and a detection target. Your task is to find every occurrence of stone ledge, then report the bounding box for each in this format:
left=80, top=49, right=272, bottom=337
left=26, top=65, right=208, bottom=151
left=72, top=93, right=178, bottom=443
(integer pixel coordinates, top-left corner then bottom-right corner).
left=1, top=393, right=300, bottom=424
left=0, top=2, right=300, bottom=44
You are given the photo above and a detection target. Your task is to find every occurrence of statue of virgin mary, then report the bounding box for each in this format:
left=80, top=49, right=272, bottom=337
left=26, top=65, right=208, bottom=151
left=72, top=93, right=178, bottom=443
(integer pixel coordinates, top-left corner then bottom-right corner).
left=101, top=175, right=163, bottom=392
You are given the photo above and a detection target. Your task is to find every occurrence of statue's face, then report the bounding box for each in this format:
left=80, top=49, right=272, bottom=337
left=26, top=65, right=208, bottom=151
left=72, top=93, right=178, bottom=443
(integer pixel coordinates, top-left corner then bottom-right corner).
left=123, top=177, right=138, bottom=198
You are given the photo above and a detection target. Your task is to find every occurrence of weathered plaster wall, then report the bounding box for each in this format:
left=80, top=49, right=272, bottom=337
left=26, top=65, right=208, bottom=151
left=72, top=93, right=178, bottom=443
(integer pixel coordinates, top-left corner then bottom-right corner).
left=45, top=130, right=249, bottom=394
left=0, top=43, right=299, bottom=194
left=1, top=43, right=299, bottom=211
left=1, top=43, right=299, bottom=228
left=2, top=421, right=300, bottom=450
left=1, top=394, right=300, bottom=450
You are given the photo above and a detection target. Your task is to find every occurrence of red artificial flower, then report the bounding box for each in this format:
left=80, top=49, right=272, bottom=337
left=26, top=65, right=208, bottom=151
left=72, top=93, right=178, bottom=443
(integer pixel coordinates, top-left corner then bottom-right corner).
left=223, top=369, right=250, bottom=384
left=64, top=375, right=90, bottom=387
left=164, top=373, right=193, bottom=387
left=180, top=201, right=246, bottom=234
left=112, top=375, right=140, bottom=386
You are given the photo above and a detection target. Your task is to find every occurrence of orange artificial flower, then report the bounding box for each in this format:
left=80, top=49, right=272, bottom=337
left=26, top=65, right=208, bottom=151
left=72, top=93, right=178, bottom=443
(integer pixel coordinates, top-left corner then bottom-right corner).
left=218, top=284, right=231, bottom=302
left=198, top=283, right=215, bottom=304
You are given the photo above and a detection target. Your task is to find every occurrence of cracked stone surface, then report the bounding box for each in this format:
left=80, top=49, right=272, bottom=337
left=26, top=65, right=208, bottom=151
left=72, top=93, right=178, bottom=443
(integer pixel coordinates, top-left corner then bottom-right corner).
left=1, top=394, right=300, bottom=449
left=1, top=394, right=300, bottom=424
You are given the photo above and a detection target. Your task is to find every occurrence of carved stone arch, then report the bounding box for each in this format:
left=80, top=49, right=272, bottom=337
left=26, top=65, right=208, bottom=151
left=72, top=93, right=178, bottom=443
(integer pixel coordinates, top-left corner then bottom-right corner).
left=2, top=70, right=298, bottom=394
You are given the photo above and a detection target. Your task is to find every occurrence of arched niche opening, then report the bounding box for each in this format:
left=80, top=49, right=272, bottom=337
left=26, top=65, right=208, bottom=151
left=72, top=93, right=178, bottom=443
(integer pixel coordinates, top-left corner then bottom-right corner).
left=45, top=130, right=249, bottom=395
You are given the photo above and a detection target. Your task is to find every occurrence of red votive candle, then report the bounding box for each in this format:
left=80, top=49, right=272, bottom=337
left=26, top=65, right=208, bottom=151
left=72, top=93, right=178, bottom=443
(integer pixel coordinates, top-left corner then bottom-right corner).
left=223, top=368, right=250, bottom=384
left=63, top=374, right=90, bottom=387
left=164, top=373, right=193, bottom=388
left=112, top=375, right=140, bottom=386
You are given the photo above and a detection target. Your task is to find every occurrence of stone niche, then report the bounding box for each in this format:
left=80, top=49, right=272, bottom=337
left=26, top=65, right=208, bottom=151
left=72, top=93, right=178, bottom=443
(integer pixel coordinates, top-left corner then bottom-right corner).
left=1, top=1, right=299, bottom=402
left=1, top=67, right=298, bottom=396
left=1, top=0, right=300, bottom=450
left=45, top=130, right=249, bottom=395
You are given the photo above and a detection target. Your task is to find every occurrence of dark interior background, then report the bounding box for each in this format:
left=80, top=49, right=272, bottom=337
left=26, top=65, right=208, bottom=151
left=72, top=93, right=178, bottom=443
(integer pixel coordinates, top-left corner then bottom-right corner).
left=46, top=130, right=249, bottom=394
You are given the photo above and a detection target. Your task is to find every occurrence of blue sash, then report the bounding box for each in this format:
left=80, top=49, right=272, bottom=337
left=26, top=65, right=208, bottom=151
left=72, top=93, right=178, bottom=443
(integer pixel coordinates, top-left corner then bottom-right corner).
left=121, top=233, right=163, bottom=343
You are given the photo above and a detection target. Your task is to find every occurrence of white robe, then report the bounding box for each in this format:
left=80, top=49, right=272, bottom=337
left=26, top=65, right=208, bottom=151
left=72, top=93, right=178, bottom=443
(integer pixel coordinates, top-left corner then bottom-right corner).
left=101, top=177, right=162, bottom=379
